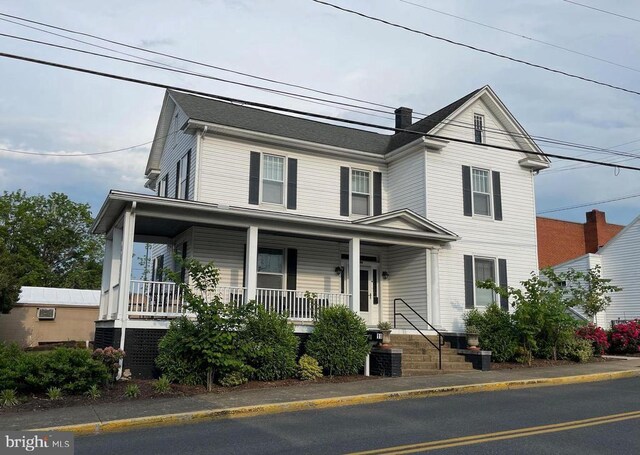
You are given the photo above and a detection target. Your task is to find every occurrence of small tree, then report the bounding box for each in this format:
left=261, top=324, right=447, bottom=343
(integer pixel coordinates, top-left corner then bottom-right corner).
left=165, top=259, right=254, bottom=391
left=562, top=266, right=621, bottom=320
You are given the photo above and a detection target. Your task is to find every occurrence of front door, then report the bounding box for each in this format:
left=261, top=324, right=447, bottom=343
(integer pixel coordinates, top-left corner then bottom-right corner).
left=359, top=266, right=379, bottom=326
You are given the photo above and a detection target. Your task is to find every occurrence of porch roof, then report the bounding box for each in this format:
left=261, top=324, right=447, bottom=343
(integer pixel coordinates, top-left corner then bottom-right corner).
left=93, top=191, right=459, bottom=247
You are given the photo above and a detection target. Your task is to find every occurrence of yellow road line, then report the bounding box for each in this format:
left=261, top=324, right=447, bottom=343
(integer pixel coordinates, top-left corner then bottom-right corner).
left=349, top=410, right=640, bottom=454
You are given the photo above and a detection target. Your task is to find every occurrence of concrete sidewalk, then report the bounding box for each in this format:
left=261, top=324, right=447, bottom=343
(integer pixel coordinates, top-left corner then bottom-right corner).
left=1, top=357, right=639, bottom=433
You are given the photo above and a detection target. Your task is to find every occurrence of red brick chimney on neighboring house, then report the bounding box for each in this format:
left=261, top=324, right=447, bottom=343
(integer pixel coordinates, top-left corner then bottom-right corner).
left=537, top=209, right=624, bottom=269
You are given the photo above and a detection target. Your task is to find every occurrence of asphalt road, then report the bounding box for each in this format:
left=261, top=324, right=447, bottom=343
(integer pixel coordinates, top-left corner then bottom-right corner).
left=76, top=377, right=640, bottom=454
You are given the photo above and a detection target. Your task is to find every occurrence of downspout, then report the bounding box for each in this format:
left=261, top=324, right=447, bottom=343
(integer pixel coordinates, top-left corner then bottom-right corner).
left=116, top=201, right=136, bottom=380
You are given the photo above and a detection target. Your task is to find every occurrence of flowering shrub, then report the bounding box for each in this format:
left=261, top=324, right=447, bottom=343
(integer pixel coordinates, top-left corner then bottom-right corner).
left=609, top=320, right=640, bottom=354
left=92, top=347, right=125, bottom=381
left=575, top=324, right=610, bottom=355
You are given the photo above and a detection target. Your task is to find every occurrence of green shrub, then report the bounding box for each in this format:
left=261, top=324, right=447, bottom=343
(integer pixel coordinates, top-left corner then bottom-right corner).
left=0, top=343, right=25, bottom=391
left=84, top=384, right=101, bottom=400
left=46, top=387, right=62, bottom=400
left=124, top=383, right=140, bottom=398
left=153, top=376, right=171, bottom=394
left=305, top=306, right=370, bottom=376
left=219, top=370, right=248, bottom=387
left=22, top=348, right=109, bottom=395
left=298, top=355, right=323, bottom=381
left=238, top=307, right=299, bottom=381
left=0, top=389, right=18, bottom=407
left=559, top=337, right=593, bottom=363
left=156, top=317, right=205, bottom=386
left=464, top=305, right=519, bottom=362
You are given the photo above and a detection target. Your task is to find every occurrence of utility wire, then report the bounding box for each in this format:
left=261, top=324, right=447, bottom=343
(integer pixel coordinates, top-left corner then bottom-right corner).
left=398, top=0, right=640, bottom=74
left=538, top=192, right=640, bottom=214
left=4, top=12, right=640, bottom=161
left=4, top=50, right=640, bottom=173
left=4, top=10, right=639, bottom=158
left=0, top=130, right=177, bottom=157
left=563, top=0, right=640, bottom=24
left=311, top=0, right=640, bottom=97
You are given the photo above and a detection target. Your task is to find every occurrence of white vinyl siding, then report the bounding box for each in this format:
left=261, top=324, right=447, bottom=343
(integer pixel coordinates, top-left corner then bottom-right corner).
left=427, top=97, right=539, bottom=331
left=387, top=149, right=426, bottom=216
left=386, top=246, right=428, bottom=328
left=157, top=104, right=196, bottom=199
left=198, top=135, right=387, bottom=219
left=351, top=170, right=371, bottom=216
left=261, top=154, right=285, bottom=205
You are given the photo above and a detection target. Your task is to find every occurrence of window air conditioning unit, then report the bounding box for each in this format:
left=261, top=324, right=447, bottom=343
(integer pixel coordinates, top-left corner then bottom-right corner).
left=37, top=308, right=56, bottom=320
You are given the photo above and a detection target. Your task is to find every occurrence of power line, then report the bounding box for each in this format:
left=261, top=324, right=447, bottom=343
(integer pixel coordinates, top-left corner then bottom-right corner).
left=538, top=192, right=640, bottom=214
left=4, top=12, right=640, bottom=161
left=311, top=0, right=640, bottom=97
left=398, top=0, right=640, bottom=74
left=563, top=0, right=640, bottom=24
left=0, top=131, right=177, bottom=157
left=3, top=50, right=640, bottom=173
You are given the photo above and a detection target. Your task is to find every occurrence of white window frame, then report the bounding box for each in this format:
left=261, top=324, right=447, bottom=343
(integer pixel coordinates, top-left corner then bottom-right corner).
left=158, top=175, right=167, bottom=198
left=351, top=168, right=372, bottom=216
left=474, top=113, right=485, bottom=144
left=471, top=167, right=492, bottom=217
left=178, top=153, right=189, bottom=200
left=257, top=247, right=285, bottom=290
left=473, top=256, right=497, bottom=308
left=260, top=153, right=287, bottom=206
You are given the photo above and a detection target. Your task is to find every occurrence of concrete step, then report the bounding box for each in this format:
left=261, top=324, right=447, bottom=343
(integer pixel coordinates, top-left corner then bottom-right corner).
left=402, top=368, right=474, bottom=377
left=402, top=354, right=468, bottom=363
left=402, top=359, right=474, bottom=369
left=394, top=346, right=455, bottom=355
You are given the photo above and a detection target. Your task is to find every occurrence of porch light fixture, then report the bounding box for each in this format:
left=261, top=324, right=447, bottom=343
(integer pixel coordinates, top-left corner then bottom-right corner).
left=382, top=271, right=390, bottom=280
left=335, top=266, right=344, bottom=275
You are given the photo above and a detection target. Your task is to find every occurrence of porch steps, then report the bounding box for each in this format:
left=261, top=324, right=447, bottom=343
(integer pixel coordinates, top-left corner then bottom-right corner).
left=390, top=334, right=474, bottom=376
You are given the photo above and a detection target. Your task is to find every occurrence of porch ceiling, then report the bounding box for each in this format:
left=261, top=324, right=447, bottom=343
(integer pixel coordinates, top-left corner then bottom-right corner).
left=93, top=191, right=460, bottom=248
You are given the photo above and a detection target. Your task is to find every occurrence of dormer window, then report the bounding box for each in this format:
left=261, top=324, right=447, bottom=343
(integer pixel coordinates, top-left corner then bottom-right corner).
left=474, top=113, right=484, bottom=144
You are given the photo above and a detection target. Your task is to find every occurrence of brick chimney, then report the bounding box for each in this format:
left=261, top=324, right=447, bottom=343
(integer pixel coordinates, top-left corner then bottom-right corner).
left=584, top=209, right=608, bottom=253
left=395, top=107, right=413, bottom=130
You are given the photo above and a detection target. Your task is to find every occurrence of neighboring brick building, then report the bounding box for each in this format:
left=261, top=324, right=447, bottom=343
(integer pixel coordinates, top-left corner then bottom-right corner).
left=537, top=210, right=624, bottom=269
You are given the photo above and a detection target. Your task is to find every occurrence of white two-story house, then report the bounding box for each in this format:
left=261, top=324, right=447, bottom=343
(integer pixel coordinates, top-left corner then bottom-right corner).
left=92, top=86, right=549, bottom=377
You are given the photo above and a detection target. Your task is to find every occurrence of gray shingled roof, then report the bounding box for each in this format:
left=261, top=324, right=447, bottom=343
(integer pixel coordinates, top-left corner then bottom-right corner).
left=169, top=88, right=483, bottom=154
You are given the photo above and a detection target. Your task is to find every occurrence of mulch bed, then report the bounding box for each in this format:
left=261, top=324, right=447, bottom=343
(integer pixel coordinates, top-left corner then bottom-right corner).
left=490, top=356, right=615, bottom=370
left=0, top=375, right=378, bottom=414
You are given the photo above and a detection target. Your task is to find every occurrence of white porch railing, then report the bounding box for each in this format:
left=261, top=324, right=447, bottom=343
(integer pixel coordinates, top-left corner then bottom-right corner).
left=126, top=280, right=349, bottom=321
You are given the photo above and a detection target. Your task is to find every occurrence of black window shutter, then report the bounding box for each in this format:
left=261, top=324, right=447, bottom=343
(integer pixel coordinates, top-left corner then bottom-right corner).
left=248, top=151, right=261, bottom=205
left=287, top=158, right=297, bottom=210
left=373, top=171, right=382, bottom=216
left=180, top=242, right=188, bottom=282
left=462, top=165, right=472, bottom=217
left=498, top=259, right=508, bottom=310
left=175, top=161, right=180, bottom=198
left=340, top=166, right=349, bottom=216
left=464, top=255, right=474, bottom=309
left=184, top=150, right=191, bottom=200
left=155, top=255, right=164, bottom=281
left=286, top=248, right=297, bottom=290
left=492, top=171, right=502, bottom=221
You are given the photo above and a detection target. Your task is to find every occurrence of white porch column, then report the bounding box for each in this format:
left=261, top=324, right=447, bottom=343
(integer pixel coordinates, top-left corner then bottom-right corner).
left=349, top=237, right=360, bottom=314
left=108, top=227, right=122, bottom=319
left=99, top=239, right=113, bottom=320
left=429, top=248, right=441, bottom=327
left=117, top=206, right=136, bottom=323
left=245, top=226, right=259, bottom=301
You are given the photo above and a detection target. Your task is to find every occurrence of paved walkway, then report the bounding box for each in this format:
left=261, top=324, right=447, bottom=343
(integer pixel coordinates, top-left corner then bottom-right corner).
left=1, top=357, right=638, bottom=431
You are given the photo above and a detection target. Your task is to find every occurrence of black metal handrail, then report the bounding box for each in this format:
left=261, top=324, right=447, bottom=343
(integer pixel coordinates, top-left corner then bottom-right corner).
left=393, top=298, right=444, bottom=370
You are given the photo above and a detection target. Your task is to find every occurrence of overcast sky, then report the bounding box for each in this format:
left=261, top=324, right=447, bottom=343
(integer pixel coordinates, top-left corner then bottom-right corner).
left=1, top=0, right=639, bottom=233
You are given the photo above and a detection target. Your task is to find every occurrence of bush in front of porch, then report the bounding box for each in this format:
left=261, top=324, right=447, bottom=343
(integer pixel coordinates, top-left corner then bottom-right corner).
left=306, top=305, right=370, bottom=376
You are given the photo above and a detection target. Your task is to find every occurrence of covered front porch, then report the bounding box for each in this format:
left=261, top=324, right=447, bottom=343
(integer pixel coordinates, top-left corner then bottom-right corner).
left=93, top=191, right=458, bottom=334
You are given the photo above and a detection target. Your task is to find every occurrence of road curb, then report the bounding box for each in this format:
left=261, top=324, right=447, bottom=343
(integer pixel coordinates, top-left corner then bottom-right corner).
left=30, top=369, right=640, bottom=436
